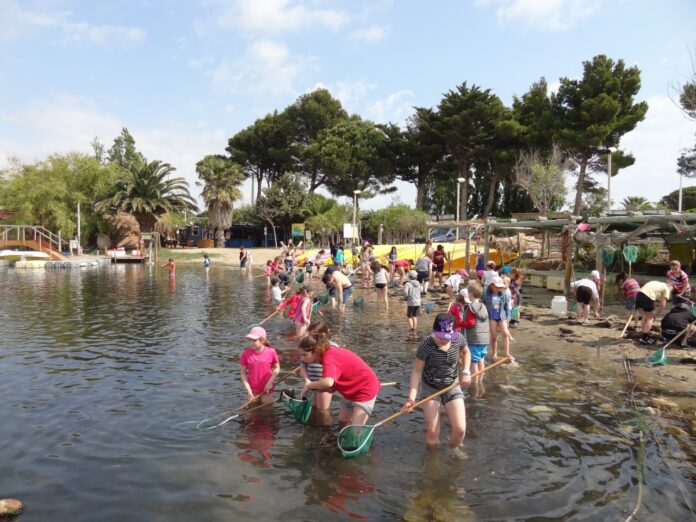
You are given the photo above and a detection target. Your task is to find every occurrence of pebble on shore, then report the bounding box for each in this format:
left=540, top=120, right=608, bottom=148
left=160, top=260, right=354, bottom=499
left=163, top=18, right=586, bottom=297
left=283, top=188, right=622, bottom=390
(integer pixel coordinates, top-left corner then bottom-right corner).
left=0, top=499, right=22, bottom=517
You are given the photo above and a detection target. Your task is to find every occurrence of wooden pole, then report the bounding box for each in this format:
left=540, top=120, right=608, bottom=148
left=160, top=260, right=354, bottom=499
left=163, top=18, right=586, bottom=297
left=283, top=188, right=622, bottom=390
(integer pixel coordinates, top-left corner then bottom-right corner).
left=483, top=223, right=490, bottom=265
left=464, top=223, right=471, bottom=272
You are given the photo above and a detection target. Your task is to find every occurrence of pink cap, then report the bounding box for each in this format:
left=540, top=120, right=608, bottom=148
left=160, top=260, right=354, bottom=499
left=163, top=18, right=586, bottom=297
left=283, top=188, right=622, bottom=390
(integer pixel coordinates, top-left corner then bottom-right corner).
left=456, top=269, right=469, bottom=276
left=246, top=326, right=267, bottom=340
left=492, top=276, right=505, bottom=288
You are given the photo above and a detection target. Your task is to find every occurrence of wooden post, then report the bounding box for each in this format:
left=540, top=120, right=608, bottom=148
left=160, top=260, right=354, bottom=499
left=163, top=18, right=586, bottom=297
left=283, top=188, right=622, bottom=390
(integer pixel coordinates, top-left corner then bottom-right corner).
left=563, top=224, right=573, bottom=297
left=465, top=223, right=471, bottom=272
left=483, top=223, right=490, bottom=265
left=517, top=231, right=521, bottom=258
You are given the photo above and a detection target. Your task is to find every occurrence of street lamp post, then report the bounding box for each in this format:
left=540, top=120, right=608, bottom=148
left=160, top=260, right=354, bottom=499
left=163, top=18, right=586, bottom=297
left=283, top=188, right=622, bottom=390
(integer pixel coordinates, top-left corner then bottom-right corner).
left=679, top=172, right=684, bottom=212
left=605, top=147, right=618, bottom=214
left=455, top=177, right=465, bottom=240
left=352, top=190, right=361, bottom=244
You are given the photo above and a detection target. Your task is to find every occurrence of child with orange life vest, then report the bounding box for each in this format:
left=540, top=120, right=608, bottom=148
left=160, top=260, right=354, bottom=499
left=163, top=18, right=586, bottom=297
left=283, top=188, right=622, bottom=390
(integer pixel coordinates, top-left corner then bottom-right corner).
left=240, top=327, right=280, bottom=404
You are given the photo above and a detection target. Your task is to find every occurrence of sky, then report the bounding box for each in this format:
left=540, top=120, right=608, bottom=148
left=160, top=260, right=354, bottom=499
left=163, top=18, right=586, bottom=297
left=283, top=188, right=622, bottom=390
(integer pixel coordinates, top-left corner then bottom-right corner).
left=1, top=0, right=695, bottom=213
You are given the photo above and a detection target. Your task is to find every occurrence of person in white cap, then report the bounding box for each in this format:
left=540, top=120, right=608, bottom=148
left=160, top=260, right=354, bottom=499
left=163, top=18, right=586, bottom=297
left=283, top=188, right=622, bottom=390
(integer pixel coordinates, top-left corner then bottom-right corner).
left=484, top=276, right=514, bottom=362
left=570, top=270, right=602, bottom=324
left=443, top=269, right=469, bottom=302
left=403, top=270, right=422, bottom=331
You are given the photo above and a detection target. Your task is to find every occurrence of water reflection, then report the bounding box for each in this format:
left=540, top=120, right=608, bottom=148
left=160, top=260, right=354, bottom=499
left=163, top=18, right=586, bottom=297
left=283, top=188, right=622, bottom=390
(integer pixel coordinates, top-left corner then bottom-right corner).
left=0, top=265, right=694, bottom=521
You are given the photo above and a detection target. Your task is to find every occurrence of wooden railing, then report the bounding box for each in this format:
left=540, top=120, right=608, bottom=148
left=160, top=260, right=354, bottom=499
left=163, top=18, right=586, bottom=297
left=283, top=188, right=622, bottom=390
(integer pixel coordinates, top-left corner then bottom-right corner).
left=0, top=225, right=69, bottom=254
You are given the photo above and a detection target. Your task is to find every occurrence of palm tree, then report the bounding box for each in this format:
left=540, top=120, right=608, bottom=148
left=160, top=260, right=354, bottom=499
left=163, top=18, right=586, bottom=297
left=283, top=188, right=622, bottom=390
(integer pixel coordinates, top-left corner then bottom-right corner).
left=621, top=196, right=652, bottom=211
left=196, top=155, right=245, bottom=247
left=95, top=160, right=198, bottom=232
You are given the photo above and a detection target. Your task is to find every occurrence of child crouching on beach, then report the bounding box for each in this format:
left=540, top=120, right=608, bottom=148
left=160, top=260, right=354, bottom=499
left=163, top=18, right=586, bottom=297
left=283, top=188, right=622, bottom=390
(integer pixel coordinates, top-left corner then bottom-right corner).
left=402, top=313, right=472, bottom=457
left=240, top=327, right=280, bottom=404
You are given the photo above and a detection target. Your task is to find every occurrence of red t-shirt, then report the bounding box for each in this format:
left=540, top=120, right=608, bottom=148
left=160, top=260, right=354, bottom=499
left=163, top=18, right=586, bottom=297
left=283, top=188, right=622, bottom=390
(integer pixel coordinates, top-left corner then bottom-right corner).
left=240, top=346, right=279, bottom=395
left=321, top=347, right=380, bottom=402
left=433, top=250, right=446, bottom=267
left=279, top=293, right=301, bottom=317
left=447, top=302, right=466, bottom=331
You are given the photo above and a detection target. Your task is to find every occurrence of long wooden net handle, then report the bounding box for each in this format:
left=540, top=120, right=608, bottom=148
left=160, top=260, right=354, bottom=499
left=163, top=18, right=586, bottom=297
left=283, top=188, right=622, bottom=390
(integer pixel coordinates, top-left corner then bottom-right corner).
left=620, top=311, right=634, bottom=338
left=377, top=357, right=510, bottom=427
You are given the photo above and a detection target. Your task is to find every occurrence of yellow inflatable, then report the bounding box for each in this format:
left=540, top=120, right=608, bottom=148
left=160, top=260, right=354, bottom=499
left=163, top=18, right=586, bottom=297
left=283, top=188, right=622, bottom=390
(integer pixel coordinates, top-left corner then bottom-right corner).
left=297, top=243, right=517, bottom=272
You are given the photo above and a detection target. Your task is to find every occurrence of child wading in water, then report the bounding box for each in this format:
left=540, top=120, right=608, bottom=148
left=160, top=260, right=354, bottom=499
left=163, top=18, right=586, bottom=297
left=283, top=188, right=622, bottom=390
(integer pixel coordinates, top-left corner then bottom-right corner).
left=240, top=327, right=280, bottom=404
left=371, top=260, right=389, bottom=309
left=293, top=287, right=312, bottom=337
left=298, top=322, right=335, bottom=423
left=299, top=331, right=380, bottom=427
left=484, top=276, right=514, bottom=363
left=404, top=270, right=422, bottom=331
left=402, top=313, right=471, bottom=458
left=203, top=254, right=211, bottom=270
left=161, top=258, right=176, bottom=277
left=463, top=282, right=489, bottom=387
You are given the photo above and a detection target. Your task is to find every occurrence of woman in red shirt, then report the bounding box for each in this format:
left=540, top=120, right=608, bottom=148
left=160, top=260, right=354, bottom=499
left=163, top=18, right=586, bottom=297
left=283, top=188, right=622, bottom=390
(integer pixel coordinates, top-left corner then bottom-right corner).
left=299, top=332, right=380, bottom=426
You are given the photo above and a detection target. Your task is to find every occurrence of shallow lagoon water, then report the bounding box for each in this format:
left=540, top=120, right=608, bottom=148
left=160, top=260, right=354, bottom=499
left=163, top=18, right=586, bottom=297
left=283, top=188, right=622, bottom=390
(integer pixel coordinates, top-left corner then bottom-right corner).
left=1, top=264, right=694, bottom=521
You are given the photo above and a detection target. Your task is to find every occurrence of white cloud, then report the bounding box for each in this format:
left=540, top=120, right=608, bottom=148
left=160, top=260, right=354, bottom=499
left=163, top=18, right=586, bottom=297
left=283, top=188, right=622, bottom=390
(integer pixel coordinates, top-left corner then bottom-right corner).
left=0, top=95, right=227, bottom=206
left=203, top=39, right=316, bottom=96
left=609, top=95, right=695, bottom=205
left=204, top=0, right=349, bottom=34
left=366, top=90, right=415, bottom=126
left=0, top=0, right=145, bottom=46
left=333, top=79, right=376, bottom=111
left=477, top=0, right=605, bottom=31
left=350, top=25, right=387, bottom=42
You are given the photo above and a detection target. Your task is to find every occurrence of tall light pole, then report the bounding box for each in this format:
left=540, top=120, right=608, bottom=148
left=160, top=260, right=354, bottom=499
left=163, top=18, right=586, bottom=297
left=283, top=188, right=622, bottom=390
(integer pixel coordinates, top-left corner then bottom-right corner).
left=605, top=147, right=617, bottom=214
left=352, top=190, right=361, bottom=244
left=679, top=171, right=684, bottom=212
left=455, top=177, right=465, bottom=240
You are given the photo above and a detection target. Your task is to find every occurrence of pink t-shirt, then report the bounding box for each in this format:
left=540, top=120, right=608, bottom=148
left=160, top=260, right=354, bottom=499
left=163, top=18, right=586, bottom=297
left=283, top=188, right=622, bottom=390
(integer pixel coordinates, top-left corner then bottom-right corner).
left=321, top=347, right=380, bottom=402
left=240, top=346, right=279, bottom=395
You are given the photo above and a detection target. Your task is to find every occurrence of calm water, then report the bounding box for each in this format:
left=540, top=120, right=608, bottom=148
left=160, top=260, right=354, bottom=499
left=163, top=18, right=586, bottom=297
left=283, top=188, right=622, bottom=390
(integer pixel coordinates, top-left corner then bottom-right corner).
left=1, top=264, right=694, bottom=521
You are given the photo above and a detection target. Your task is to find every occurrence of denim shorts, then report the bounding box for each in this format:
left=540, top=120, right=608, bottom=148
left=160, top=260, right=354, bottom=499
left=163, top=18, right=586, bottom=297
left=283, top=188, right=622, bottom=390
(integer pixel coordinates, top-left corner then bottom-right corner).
left=342, top=286, right=354, bottom=304
left=420, top=380, right=464, bottom=405
left=468, top=343, right=488, bottom=363
left=625, top=295, right=636, bottom=311
left=340, top=395, right=376, bottom=416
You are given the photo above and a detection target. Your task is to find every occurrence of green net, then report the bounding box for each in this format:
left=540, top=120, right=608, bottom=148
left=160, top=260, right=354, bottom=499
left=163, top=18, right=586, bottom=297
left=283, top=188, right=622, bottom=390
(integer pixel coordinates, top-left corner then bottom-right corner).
left=311, top=301, right=321, bottom=317
left=338, top=424, right=376, bottom=458
left=282, top=390, right=314, bottom=424
left=599, top=245, right=616, bottom=267
left=623, top=245, right=638, bottom=263
left=511, top=305, right=520, bottom=321
left=645, top=347, right=668, bottom=366
left=317, top=291, right=329, bottom=305
left=354, top=295, right=365, bottom=307
left=295, top=272, right=305, bottom=284
left=423, top=302, right=434, bottom=314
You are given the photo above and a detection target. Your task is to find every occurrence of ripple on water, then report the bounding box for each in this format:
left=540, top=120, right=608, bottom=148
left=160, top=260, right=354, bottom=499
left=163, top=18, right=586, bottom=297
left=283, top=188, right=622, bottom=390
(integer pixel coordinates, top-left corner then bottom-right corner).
left=1, top=265, right=694, bottom=521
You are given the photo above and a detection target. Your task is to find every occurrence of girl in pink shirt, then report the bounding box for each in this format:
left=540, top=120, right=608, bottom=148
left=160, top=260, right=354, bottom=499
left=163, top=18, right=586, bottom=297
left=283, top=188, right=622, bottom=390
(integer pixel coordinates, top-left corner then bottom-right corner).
left=293, top=287, right=312, bottom=337
left=299, top=332, right=380, bottom=427
left=240, top=327, right=280, bottom=404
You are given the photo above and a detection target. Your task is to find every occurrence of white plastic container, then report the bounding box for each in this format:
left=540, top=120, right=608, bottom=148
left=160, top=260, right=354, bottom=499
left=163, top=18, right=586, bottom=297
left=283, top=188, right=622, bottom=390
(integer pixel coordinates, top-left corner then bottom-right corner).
left=551, top=296, right=568, bottom=318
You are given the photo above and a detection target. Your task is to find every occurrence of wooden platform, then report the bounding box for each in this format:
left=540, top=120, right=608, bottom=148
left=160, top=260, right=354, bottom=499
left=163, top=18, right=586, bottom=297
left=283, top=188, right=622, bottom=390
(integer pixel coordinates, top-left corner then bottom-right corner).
left=111, top=255, right=146, bottom=264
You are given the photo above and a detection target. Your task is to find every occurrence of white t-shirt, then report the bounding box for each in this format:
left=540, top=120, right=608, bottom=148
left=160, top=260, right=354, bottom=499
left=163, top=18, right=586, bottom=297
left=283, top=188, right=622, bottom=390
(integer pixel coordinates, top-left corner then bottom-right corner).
left=444, top=274, right=462, bottom=292
left=482, top=269, right=497, bottom=286
left=271, top=286, right=282, bottom=304
left=571, top=279, right=599, bottom=300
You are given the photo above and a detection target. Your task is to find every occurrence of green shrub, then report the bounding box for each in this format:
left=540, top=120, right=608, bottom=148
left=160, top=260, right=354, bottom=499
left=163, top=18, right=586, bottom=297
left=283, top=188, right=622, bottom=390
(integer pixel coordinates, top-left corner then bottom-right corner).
left=637, top=243, right=660, bottom=263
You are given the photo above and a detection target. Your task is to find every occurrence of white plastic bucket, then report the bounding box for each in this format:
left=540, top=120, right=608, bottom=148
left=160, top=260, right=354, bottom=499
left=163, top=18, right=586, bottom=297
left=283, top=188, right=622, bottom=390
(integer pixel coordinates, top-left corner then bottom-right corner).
left=551, top=296, right=567, bottom=318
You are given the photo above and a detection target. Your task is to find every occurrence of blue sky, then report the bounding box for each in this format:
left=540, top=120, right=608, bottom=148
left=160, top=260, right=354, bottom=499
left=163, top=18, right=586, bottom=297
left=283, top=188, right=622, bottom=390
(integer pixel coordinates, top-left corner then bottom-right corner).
left=1, top=0, right=695, bottom=211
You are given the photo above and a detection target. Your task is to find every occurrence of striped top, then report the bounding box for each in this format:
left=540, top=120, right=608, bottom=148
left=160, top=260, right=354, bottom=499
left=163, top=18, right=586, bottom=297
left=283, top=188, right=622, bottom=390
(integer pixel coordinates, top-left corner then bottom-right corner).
left=416, top=333, right=467, bottom=389
left=620, top=278, right=641, bottom=298
left=667, top=269, right=691, bottom=295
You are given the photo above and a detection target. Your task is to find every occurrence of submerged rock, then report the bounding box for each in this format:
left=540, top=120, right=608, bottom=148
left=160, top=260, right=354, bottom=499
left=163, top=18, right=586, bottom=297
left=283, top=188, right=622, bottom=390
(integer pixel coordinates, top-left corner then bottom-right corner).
left=499, top=384, right=521, bottom=393
left=554, top=422, right=578, bottom=435
left=690, top=420, right=696, bottom=437
left=0, top=499, right=22, bottom=517
left=527, top=405, right=555, bottom=415
left=553, top=389, right=582, bottom=401
left=649, top=397, right=680, bottom=413
left=666, top=425, right=689, bottom=438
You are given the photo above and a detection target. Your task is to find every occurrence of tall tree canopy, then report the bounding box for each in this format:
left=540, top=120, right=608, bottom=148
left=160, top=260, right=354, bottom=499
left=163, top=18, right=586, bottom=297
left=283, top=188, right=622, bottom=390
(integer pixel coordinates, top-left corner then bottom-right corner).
left=95, top=160, right=198, bottom=232
left=553, top=55, right=647, bottom=214
left=196, top=155, right=246, bottom=247
left=436, top=82, right=507, bottom=220
left=317, top=118, right=396, bottom=201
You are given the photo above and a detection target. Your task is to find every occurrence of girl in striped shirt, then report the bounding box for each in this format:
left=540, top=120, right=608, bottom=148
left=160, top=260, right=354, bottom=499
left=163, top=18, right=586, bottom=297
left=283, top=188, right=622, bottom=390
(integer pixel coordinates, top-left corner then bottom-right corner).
left=402, top=313, right=471, bottom=457
left=299, top=322, right=334, bottom=420
left=616, top=272, right=641, bottom=328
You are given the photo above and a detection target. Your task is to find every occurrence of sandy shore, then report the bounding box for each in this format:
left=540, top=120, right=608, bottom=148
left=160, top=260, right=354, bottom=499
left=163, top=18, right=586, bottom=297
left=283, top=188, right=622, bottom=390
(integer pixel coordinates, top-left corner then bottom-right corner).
left=161, top=246, right=303, bottom=268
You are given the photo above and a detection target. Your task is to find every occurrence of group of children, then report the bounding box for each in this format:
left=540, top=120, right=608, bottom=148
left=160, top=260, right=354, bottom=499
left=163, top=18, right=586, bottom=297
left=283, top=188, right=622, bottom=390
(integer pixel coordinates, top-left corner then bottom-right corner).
left=614, top=259, right=694, bottom=346
left=238, top=311, right=494, bottom=459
